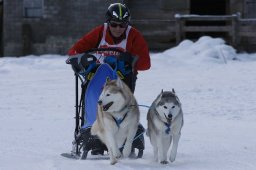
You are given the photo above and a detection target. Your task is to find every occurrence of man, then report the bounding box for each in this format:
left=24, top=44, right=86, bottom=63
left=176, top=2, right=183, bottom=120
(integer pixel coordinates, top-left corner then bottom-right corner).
left=68, top=3, right=151, bottom=92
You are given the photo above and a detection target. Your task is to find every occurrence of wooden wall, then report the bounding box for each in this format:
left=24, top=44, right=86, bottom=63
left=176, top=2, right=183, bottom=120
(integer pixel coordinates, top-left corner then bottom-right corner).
left=2, top=0, right=256, bottom=56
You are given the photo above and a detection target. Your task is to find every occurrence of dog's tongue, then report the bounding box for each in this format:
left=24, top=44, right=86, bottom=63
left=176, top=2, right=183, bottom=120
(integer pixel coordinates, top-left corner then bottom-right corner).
left=103, top=102, right=113, bottom=111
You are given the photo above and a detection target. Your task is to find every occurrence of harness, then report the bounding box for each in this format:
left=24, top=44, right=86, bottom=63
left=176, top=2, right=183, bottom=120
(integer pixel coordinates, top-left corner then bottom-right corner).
left=111, top=102, right=134, bottom=128
left=112, top=111, right=129, bottom=128
left=164, top=122, right=171, bottom=134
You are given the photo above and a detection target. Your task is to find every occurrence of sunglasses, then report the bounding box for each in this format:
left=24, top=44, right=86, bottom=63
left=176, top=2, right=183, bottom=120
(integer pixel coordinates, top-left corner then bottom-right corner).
left=108, top=21, right=128, bottom=28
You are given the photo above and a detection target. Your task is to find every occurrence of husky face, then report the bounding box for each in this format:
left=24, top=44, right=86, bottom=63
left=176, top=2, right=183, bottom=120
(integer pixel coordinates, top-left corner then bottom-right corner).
left=155, top=90, right=181, bottom=123
left=98, top=78, right=127, bottom=112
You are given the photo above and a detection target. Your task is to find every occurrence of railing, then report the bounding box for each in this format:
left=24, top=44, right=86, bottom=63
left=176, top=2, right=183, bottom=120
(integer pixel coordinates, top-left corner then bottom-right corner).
left=175, top=13, right=256, bottom=47
left=175, top=13, right=241, bottom=46
left=132, top=13, right=256, bottom=49
left=239, top=18, right=256, bottom=37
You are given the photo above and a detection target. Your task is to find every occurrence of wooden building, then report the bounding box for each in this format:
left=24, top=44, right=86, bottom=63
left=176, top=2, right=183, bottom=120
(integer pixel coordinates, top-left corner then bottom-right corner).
left=1, top=0, right=256, bottom=57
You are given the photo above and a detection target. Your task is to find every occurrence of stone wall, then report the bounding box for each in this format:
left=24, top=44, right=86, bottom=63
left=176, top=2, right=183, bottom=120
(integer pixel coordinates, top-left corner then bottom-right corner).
left=3, top=0, right=124, bottom=56
left=2, top=0, right=256, bottom=56
left=3, top=0, right=23, bottom=56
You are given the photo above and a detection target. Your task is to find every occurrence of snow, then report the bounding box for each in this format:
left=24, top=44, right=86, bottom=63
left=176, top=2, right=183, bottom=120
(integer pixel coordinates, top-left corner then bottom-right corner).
left=1, top=36, right=256, bottom=169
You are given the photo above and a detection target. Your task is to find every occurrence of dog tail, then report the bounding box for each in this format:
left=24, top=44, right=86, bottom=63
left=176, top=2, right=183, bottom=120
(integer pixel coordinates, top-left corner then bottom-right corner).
left=91, top=122, right=97, bottom=135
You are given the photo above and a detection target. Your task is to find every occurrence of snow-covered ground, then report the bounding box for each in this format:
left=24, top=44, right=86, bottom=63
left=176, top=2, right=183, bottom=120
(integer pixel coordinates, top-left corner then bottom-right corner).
left=1, top=36, right=256, bottom=170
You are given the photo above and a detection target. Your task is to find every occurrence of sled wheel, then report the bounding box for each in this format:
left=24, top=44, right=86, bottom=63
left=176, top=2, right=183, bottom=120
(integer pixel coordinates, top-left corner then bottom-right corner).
left=137, top=149, right=143, bottom=158
left=81, top=150, right=88, bottom=160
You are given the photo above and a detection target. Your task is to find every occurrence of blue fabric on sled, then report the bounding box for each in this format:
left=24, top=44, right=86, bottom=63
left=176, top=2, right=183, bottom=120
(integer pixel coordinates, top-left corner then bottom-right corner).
left=82, top=64, right=117, bottom=129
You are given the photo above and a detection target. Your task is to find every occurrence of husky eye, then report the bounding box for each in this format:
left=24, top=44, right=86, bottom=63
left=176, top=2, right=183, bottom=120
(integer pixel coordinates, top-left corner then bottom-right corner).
left=164, top=106, right=167, bottom=109
left=106, top=93, right=110, bottom=96
left=172, top=106, right=175, bottom=109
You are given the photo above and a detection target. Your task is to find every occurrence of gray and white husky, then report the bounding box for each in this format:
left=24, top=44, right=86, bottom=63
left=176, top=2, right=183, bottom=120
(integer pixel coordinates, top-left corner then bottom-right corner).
left=91, top=77, right=140, bottom=165
left=147, top=89, right=183, bottom=164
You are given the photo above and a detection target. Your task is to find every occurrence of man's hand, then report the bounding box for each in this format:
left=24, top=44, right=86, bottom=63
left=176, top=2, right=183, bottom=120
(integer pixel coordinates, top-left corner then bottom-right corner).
left=66, top=53, right=97, bottom=73
left=118, top=52, right=133, bottom=64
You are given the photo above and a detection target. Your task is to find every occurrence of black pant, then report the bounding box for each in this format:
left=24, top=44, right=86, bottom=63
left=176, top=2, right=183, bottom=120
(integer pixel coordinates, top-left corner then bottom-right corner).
left=123, top=71, right=138, bottom=93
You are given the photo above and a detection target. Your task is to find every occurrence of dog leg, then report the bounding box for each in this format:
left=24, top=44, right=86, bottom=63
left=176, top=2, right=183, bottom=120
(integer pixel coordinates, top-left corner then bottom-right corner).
left=110, top=138, right=122, bottom=159
left=122, top=128, right=137, bottom=158
left=105, top=132, right=121, bottom=164
left=161, top=136, right=171, bottom=164
left=150, top=134, right=158, bottom=162
left=96, top=132, right=118, bottom=165
left=153, top=145, right=158, bottom=162
left=156, top=136, right=168, bottom=164
left=108, top=148, right=118, bottom=165
left=169, top=133, right=180, bottom=162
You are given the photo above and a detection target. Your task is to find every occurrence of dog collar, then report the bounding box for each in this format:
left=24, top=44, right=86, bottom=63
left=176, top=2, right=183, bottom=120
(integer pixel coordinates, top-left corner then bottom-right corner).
left=118, top=105, right=129, bottom=113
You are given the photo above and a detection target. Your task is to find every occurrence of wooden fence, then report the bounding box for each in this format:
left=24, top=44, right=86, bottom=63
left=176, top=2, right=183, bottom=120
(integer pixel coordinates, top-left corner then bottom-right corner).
left=131, top=13, right=256, bottom=50
left=175, top=13, right=256, bottom=47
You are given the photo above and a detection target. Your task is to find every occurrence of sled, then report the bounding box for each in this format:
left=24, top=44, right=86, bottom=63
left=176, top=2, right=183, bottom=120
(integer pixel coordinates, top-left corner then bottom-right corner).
left=64, top=48, right=145, bottom=160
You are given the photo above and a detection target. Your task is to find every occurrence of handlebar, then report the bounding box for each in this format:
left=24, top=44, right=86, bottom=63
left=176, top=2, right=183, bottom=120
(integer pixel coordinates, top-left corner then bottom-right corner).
left=66, top=48, right=125, bottom=65
left=83, top=47, right=124, bottom=54
left=66, top=48, right=137, bottom=75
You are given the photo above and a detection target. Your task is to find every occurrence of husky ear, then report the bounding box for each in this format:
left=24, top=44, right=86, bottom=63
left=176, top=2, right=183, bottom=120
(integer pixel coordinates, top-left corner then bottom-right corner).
left=155, top=90, right=163, bottom=104
left=116, top=77, right=124, bottom=88
left=104, top=77, right=111, bottom=86
left=159, top=89, right=164, bottom=97
left=172, top=88, right=176, bottom=94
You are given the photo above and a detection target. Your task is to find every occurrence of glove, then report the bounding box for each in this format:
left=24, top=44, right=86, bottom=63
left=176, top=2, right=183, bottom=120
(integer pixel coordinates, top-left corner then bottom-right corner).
left=66, top=55, right=81, bottom=73
left=79, top=54, right=97, bottom=68
left=118, top=52, right=133, bottom=64
left=66, top=53, right=97, bottom=73
left=118, top=52, right=138, bottom=67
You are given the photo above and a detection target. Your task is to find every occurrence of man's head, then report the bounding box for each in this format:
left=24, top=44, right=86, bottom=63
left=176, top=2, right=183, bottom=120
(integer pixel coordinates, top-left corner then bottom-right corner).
left=106, top=3, right=130, bottom=38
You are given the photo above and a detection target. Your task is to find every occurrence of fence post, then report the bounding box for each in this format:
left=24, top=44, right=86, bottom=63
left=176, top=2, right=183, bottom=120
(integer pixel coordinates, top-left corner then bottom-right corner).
left=231, top=13, right=239, bottom=48
left=175, top=14, right=182, bottom=45
left=236, top=12, right=241, bottom=48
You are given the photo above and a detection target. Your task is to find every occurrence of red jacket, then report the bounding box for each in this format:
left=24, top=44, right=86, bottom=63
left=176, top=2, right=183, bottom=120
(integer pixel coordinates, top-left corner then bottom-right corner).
left=68, top=25, right=151, bottom=71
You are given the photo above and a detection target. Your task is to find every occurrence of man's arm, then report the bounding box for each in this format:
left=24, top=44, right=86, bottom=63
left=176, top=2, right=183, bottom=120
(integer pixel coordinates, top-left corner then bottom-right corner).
left=68, top=25, right=103, bottom=55
left=128, top=28, right=151, bottom=71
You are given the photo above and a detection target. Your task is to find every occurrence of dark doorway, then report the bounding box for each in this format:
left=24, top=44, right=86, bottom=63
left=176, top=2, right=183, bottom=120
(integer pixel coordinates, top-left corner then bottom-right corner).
left=190, top=0, right=227, bottom=15
left=187, top=0, right=229, bottom=40
left=0, top=0, right=3, bottom=57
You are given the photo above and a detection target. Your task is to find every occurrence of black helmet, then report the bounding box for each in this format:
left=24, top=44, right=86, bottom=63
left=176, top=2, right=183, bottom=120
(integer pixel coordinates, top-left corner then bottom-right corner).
left=105, top=3, right=131, bottom=23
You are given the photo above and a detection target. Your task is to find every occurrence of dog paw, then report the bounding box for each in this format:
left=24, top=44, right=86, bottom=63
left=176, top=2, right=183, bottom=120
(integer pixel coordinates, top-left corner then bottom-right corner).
left=114, top=150, right=122, bottom=159
left=110, top=159, right=118, bottom=165
left=169, top=156, right=176, bottom=162
left=160, top=160, right=169, bottom=164
left=122, top=147, right=131, bottom=158
left=128, top=151, right=136, bottom=159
